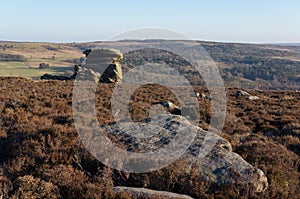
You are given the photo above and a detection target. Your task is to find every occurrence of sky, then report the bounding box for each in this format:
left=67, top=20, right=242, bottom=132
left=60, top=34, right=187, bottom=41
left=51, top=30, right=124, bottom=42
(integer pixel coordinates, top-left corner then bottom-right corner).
left=0, top=0, right=299, bottom=43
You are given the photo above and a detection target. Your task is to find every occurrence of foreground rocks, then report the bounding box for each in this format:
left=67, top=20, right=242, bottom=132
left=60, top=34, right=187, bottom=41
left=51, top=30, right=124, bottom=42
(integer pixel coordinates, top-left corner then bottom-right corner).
left=78, top=114, right=268, bottom=194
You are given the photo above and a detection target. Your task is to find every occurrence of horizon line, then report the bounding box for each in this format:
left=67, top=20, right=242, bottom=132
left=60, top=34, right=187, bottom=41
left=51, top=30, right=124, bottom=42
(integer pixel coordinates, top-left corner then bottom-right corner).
left=0, top=39, right=299, bottom=46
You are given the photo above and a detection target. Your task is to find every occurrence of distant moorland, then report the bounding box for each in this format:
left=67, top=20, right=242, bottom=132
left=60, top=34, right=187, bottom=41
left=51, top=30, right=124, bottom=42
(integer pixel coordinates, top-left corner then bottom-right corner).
left=0, top=40, right=299, bottom=90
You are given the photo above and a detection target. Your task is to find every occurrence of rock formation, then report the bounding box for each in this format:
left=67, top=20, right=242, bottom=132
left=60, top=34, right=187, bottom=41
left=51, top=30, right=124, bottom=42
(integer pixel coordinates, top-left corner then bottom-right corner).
left=41, top=48, right=123, bottom=83
left=153, top=101, right=181, bottom=115
left=84, top=48, right=123, bottom=83
left=84, top=114, right=268, bottom=193
left=236, top=90, right=259, bottom=101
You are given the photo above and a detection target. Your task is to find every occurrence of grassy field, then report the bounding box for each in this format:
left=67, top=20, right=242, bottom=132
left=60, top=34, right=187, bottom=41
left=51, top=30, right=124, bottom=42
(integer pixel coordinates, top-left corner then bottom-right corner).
left=0, top=66, right=74, bottom=79
left=0, top=42, right=82, bottom=78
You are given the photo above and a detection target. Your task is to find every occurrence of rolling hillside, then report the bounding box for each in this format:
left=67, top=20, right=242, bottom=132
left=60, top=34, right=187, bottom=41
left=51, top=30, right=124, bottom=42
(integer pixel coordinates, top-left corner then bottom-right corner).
left=0, top=40, right=299, bottom=89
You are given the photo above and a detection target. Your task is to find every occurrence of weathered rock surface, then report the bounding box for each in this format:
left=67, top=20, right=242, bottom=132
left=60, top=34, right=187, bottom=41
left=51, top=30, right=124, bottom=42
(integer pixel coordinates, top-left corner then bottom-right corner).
left=80, top=114, right=268, bottom=193
left=99, top=62, right=122, bottom=83
left=113, top=186, right=194, bottom=199
left=84, top=48, right=123, bottom=83
left=236, top=90, right=250, bottom=97
left=236, top=90, right=260, bottom=101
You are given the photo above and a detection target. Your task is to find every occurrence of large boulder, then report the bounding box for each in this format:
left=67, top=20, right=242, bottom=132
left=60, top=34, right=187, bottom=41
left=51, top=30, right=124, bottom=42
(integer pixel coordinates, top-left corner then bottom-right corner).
left=84, top=49, right=123, bottom=83
left=78, top=114, right=268, bottom=193
left=236, top=90, right=260, bottom=101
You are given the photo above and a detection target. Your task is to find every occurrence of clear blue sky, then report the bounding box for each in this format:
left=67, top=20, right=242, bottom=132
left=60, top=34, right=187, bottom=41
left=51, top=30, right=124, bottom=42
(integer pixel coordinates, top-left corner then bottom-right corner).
left=0, top=0, right=299, bottom=43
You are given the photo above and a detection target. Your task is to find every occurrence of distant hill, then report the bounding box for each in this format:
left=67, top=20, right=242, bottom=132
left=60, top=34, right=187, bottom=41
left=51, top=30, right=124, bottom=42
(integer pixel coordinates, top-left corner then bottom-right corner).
left=105, top=40, right=300, bottom=90
left=197, top=41, right=300, bottom=90
left=0, top=40, right=299, bottom=90
left=274, top=43, right=300, bottom=46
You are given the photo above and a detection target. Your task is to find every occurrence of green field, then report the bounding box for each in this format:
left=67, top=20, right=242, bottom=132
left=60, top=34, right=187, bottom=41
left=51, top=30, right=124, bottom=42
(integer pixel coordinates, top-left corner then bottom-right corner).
left=0, top=41, right=82, bottom=78
left=0, top=65, right=74, bottom=79
left=0, top=60, right=75, bottom=79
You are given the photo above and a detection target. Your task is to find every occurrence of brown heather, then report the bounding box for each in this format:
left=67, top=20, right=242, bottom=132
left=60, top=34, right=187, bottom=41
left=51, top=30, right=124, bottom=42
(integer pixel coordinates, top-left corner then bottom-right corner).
left=0, top=77, right=299, bottom=198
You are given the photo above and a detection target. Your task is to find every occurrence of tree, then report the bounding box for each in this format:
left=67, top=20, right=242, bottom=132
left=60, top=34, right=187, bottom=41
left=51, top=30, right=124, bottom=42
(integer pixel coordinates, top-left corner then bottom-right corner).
left=39, top=63, right=49, bottom=69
